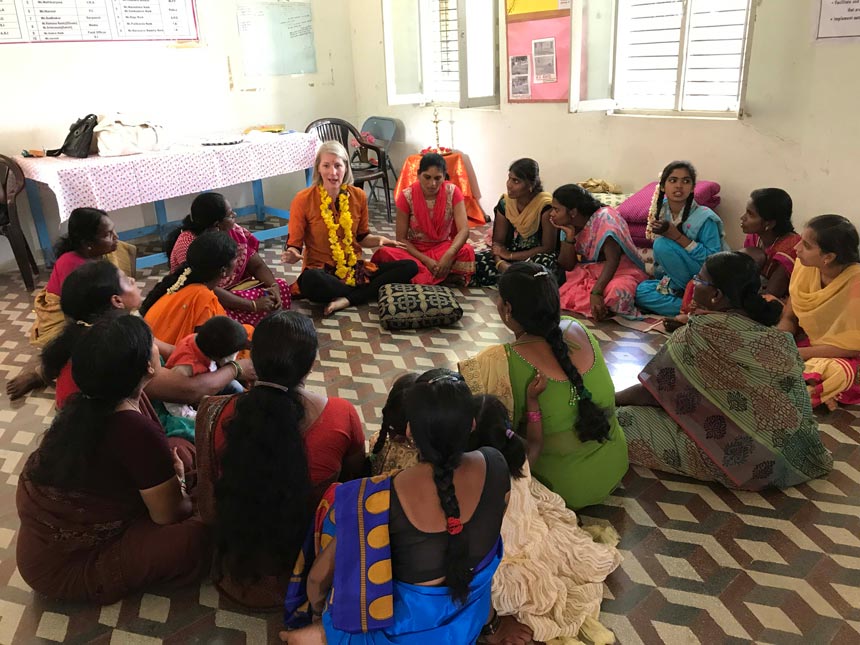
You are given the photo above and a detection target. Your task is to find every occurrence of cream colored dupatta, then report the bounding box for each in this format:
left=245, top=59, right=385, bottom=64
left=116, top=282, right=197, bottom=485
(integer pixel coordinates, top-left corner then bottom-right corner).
left=459, top=343, right=515, bottom=416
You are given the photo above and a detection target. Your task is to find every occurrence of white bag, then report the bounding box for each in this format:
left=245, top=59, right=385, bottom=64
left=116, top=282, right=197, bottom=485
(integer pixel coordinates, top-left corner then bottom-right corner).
left=94, top=114, right=168, bottom=156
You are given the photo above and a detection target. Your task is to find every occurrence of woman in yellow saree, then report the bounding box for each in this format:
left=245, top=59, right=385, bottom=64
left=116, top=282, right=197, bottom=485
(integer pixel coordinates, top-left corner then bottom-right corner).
left=779, top=214, right=860, bottom=409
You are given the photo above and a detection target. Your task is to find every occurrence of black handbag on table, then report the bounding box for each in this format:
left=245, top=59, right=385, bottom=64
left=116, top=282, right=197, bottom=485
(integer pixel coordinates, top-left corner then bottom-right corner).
left=47, top=114, right=98, bottom=158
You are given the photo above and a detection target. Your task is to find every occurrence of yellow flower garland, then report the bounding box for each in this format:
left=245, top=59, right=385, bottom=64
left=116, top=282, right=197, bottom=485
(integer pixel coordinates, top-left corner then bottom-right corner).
left=319, top=185, right=358, bottom=286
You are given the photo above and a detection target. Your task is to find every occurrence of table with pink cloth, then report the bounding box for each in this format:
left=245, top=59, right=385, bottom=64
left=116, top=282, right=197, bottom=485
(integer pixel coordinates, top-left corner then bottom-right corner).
left=15, top=132, right=320, bottom=267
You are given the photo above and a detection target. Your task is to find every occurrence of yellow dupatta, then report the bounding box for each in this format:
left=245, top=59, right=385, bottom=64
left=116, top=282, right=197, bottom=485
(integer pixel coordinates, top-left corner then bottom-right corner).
left=789, top=261, right=860, bottom=349
left=502, top=191, right=553, bottom=240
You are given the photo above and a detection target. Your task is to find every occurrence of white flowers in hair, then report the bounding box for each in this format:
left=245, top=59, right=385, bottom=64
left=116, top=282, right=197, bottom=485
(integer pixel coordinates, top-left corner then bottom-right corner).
left=645, top=176, right=662, bottom=241
left=167, top=267, right=192, bottom=295
left=533, top=270, right=549, bottom=277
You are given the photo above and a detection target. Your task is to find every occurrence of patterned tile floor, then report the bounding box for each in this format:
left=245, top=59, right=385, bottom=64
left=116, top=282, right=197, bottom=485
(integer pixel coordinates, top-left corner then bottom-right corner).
left=0, top=204, right=858, bottom=644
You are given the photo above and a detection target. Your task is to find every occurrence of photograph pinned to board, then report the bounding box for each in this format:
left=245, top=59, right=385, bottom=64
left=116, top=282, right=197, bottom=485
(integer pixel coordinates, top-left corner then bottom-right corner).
left=237, top=2, right=317, bottom=77
left=532, top=37, right=557, bottom=83
left=817, top=0, right=860, bottom=39
left=510, top=55, right=531, bottom=98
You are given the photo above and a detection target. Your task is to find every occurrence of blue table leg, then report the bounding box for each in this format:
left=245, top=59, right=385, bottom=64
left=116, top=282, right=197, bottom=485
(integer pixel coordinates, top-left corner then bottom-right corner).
left=252, top=179, right=265, bottom=222
left=24, top=180, right=55, bottom=266
left=154, top=200, right=168, bottom=240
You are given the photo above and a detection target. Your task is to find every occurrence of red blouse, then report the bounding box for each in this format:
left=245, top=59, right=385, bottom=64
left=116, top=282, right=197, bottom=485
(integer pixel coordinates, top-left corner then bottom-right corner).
left=214, top=396, right=364, bottom=484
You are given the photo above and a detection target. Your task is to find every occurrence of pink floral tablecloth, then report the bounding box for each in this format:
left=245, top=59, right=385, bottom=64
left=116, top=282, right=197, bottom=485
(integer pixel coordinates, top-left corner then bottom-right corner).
left=14, top=132, right=320, bottom=222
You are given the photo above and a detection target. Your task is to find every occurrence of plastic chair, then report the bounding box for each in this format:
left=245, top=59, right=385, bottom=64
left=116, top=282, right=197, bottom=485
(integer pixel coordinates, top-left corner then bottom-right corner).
left=360, top=117, right=399, bottom=179
left=305, top=117, right=393, bottom=221
left=0, top=155, right=39, bottom=291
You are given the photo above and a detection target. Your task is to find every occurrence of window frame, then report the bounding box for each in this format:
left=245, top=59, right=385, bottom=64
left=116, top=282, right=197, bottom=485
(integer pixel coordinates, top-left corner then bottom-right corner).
left=569, top=0, right=757, bottom=118
left=381, top=0, right=500, bottom=108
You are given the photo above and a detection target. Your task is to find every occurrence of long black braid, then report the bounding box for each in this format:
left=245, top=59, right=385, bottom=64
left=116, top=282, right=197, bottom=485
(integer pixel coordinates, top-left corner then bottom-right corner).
left=406, top=368, right=474, bottom=604
left=656, top=160, right=697, bottom=225
left=499, top=263, right=610, bottom=443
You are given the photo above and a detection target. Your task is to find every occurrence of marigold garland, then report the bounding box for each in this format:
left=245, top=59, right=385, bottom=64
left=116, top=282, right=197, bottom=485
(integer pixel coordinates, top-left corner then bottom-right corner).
left=319, top=185, right=358, bottom=286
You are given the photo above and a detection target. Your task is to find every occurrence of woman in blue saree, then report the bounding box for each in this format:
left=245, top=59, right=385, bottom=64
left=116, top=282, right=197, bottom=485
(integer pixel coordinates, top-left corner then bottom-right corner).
left=281, top=370, right=528, bottom=644
left=635, top=161, right=730, bottom=316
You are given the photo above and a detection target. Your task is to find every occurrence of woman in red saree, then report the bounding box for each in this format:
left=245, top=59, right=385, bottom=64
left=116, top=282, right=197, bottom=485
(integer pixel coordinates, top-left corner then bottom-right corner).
left=372, top=153, right=475, bottom=285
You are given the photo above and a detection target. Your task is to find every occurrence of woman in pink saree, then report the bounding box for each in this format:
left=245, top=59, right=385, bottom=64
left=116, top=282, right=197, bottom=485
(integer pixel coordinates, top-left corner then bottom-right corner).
left=372, top=153, right=475, bottom=285
left=167, top=192, right=290, bottom=326
left=551, top=184, right=648, bottom=319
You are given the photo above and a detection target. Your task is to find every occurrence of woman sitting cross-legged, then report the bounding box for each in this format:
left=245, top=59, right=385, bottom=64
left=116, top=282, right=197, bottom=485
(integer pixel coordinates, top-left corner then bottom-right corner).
left=45, top=262, right=255, bottom=415
left=167, top=192, right=291, bottom=325
left=460, top=262, right=629, bottom=511
left=371, top=152, right=475, bottom=286
left=16, top=315, right=209, bottom=603
left=281, top=370, right=517, bottom=644
left=779, top=214, right=860, bottom=410
left=195, top=310, right=366, bottom=610
left=7, top=207, right=136, bottom=400
left=617, top=251, right=833, bottom=489
left=143, top=231, right=253, bottom=347
left=551, top=184, right=648, bottom=320
left=635, top=160, right=729, bottom=317
left=282, top=141, right=418, bottom=315
left=473, top=158, right=560, bottom=286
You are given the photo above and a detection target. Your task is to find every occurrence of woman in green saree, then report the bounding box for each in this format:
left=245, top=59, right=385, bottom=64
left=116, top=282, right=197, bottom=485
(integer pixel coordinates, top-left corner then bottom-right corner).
left=459, top=262, right=629, bottom=510
left=616, top=252, right=833, bottom=489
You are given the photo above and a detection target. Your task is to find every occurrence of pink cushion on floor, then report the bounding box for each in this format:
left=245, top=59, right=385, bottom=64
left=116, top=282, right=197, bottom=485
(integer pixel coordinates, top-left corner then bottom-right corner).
left=618, top=180, right=721, bottom=223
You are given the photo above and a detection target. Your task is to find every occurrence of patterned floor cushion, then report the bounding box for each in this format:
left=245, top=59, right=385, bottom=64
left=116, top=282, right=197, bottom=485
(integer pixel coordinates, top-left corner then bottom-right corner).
left=378, top=283, right=464, bottom=330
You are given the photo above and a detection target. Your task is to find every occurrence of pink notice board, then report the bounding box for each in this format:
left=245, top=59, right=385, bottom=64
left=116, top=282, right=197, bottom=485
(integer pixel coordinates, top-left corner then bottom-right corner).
left=506, top=15, right=571, bottom=103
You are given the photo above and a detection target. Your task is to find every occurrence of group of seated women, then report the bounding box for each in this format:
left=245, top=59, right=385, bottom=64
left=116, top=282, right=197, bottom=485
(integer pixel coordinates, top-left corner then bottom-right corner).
left=8, top=139, right=859, bottom=643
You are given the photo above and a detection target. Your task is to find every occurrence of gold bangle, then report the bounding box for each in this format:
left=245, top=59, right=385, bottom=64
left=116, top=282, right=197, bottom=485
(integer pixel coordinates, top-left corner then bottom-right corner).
left=226, top=360, right=242, bottom=380
left=495, top=259, right=505, bottom=271
left=252, top=299, right=257, bottom=312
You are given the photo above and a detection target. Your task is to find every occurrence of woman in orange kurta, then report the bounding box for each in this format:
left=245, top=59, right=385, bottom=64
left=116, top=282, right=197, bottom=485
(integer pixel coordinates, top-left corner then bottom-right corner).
left=142, top=231, right=250, bottom=346
left=282, top=141, right=418, bottom=315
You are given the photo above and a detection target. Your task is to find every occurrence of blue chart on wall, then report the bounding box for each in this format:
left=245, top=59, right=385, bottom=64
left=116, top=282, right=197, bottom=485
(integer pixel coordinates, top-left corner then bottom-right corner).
left=236, top=1, right=317, bottom=76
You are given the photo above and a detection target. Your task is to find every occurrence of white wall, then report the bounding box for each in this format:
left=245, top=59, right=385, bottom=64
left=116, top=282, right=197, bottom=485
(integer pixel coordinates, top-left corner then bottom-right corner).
left=348, top=0, right=860, bottom=248
left=0, top=0, right=357, bottom=274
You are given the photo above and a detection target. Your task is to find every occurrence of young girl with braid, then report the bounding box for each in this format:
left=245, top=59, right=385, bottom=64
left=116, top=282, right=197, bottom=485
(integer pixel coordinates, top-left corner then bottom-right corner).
left=459, top=262, right=628, bottom=509
left=635, top=160, right=729, bottom=316
left=280, top=369, right=521, bottom=644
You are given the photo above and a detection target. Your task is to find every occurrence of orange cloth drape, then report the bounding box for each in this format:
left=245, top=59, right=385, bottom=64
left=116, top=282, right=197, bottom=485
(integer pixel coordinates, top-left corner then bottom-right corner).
left=144, top=284, right=253, bottom=347
left=395, top=152, right=486, bottom=227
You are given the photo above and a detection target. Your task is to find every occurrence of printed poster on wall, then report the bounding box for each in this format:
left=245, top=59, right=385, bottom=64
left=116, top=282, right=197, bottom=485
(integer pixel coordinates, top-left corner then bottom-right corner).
left=817, top=0, right=860, bottom=39
left=237, top=2, right=317, bottom=76
left=532, top=37, right=557, bottom=83
left=509, top=55, right=531, bottom=98
left=0, top=0, right=198, bottom=44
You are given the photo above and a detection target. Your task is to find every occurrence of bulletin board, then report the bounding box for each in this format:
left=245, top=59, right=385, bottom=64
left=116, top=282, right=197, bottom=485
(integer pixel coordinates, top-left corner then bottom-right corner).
left=505, top=2, right=571, bottom=103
